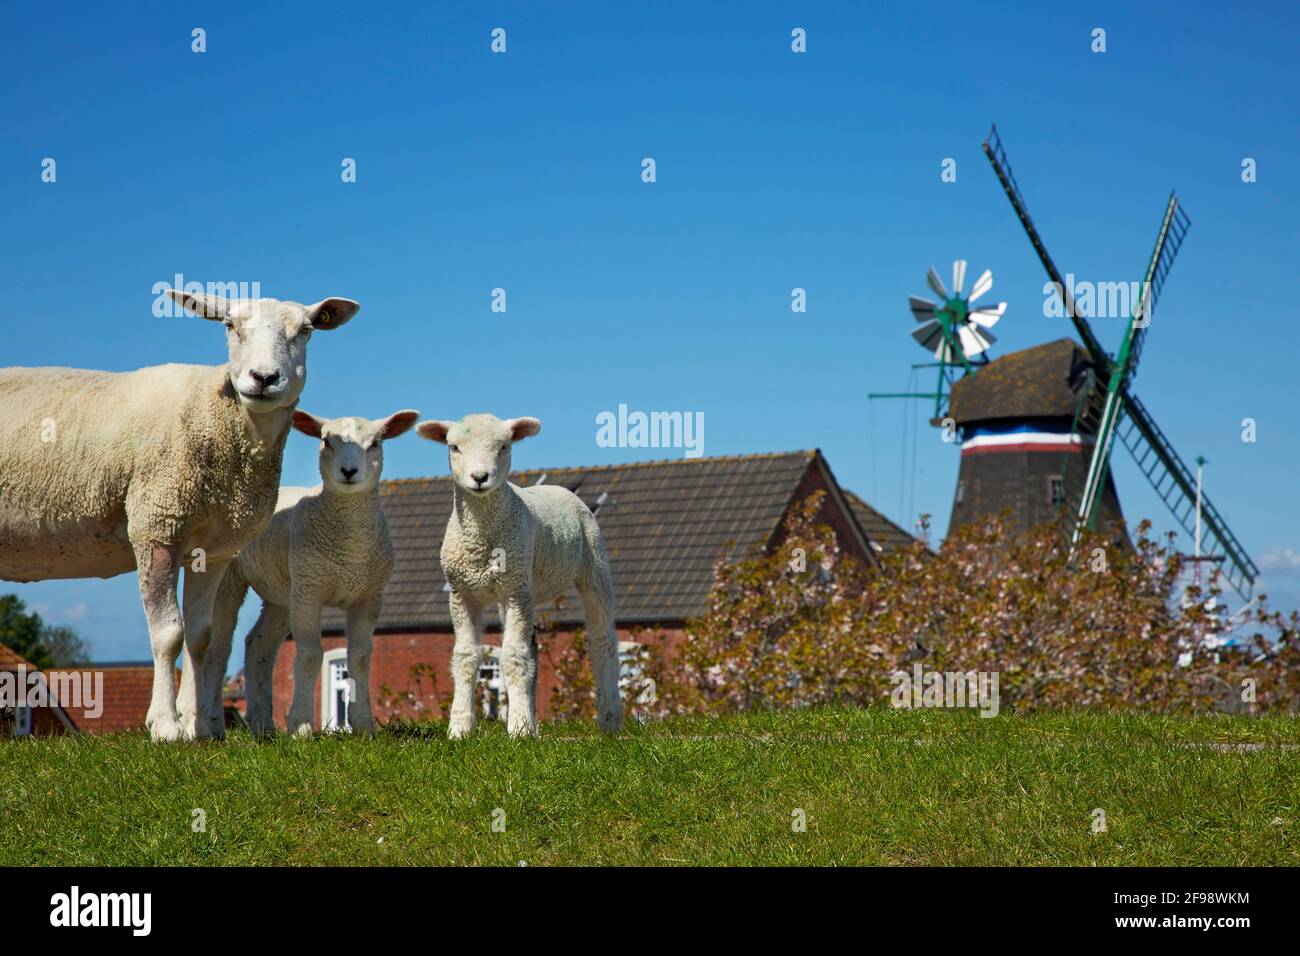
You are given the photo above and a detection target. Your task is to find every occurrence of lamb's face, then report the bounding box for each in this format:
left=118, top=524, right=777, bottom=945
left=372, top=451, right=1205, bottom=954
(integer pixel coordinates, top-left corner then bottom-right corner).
left=164, top=288, right=360, bottom=414
left=292, top=410, right=421, bottom=495
left=415, top=413, right=542, bottom=496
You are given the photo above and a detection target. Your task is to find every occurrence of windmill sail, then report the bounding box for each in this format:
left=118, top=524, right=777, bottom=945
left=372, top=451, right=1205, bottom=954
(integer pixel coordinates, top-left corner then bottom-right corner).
left=982, top=124, right=1257, bottom=599
left=982, top=126, right=1111, bottom=378
left=1127, top=196, right=1191, bottom=383
left=1117, top=393, right=1259, bottom=598
left=1073, top=193, right=1184, bottom=551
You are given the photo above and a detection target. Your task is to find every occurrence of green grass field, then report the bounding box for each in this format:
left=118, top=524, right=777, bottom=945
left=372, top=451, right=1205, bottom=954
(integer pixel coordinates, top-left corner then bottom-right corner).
left=2, top=708, right=1298, bottom=866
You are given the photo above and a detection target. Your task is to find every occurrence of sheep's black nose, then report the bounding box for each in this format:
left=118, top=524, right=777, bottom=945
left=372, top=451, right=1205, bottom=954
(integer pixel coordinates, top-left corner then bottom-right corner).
left=341, top=466, right=358, bottom=480
left=250, top=369, right=281, bottom=387
left=471, top=471, right=489, bottom=485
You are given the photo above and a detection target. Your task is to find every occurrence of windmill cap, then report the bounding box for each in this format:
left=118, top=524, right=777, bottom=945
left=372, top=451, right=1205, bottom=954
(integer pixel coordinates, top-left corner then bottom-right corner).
left=947, top=338, right=1094, bottom=426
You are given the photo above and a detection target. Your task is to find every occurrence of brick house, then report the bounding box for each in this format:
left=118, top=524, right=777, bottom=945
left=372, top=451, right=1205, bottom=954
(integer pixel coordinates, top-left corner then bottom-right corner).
left=1, top=645, right=182, bottom=737
left=45, top=662, right=163, bottom=734
left=0, top=644, right=74, bottom=736
left=252, top=449, right=911, bottom=730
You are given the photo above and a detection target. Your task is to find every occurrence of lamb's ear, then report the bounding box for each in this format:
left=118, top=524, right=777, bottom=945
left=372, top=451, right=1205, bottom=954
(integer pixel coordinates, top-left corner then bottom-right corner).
left=166, top=288, right=229, bottom=320
left=305, top=297, right=361, bottom=331
left=379, top=410, right=421, bottom=440
left=507, top=417, right=542, bottom=442
left=292, top=410, right=327, bottom=438
left=415, top=420, right=455, bottom=444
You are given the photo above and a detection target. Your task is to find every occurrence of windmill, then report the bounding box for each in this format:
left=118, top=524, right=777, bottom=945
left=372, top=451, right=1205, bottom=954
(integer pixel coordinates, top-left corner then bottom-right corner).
left=910, top=260, right=1005, bottom=368
left=873, top=260, right=1006, bottom=422
left=978, top=124, right=1258, bottom=599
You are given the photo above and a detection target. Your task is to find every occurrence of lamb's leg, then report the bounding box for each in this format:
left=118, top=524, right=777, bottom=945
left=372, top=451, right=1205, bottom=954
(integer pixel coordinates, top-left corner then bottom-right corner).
left=135, top=542, right=184, bottom=742
left=447, top=590, right=485, bottom=740
left=198, top=563, right=243, bottom=739
left=244, top=602, right=291, bottom=736
left=500, top=594, right=539, bottom=738
left=345, top=597, right=380, bottom=734
left=578, top=567, right=624, bottom=734
left=176, top=556, right=232, bottom=740
left=177, top=562, right=239, bottom=740
left=287, top=597, right=324, bottom=738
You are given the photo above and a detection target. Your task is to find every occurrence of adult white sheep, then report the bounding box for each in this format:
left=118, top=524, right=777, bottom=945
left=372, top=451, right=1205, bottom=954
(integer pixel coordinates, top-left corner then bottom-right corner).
left=416, top=413, right=623, bottom=738
left=0, top=289, right=359, bottom=740
left=200, top=408, right=420, bottom=738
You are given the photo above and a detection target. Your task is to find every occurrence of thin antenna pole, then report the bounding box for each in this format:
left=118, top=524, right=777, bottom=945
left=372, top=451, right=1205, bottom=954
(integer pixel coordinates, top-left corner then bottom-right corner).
left=1194, top=456, right=1205, bottom=560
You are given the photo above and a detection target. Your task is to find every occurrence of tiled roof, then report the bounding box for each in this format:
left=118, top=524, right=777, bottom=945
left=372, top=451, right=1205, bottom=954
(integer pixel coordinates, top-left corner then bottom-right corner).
left=948, top=338, right=1095, bottom=425
left=44, top=663, right=173, bottom=734
left=0, top=644, right=32, bottom=669
left=325, top=451, right=824, bottom=632
left=842, top=491, right=918, bottom=556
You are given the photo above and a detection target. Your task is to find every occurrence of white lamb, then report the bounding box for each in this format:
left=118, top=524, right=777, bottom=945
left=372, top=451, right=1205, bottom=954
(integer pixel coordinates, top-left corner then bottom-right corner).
left=202, top=409, right=420, bottom=737
left=415, top=413, right=623, bottom=738
left=0, top=289, right=360, bottom=740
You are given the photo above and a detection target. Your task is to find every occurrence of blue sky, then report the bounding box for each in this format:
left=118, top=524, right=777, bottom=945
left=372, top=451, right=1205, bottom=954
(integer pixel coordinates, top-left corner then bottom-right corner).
left=2, top=0, right=1297, bottom=665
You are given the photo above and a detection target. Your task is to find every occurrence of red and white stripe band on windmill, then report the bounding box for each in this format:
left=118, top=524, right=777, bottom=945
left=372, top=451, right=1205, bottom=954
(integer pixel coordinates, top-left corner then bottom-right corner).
left=960, top=422, right=1090, bottom=456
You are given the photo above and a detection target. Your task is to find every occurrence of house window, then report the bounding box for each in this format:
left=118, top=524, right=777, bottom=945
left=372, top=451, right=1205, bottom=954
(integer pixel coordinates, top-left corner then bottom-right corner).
left=320, top=648, right=353, bottom=732
left=14, top=705, right=32, bottom=737
left=478, top=647, right=505, bottom=721
left=1048, top=475, right=1066, bottom=506
left=955, top=481, right=965, bottom=506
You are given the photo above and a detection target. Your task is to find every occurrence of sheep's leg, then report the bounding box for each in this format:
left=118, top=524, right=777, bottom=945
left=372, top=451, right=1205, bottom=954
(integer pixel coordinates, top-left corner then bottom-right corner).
left=244, top=602, right=291, bottom=736
left=345, top=597, right=380, bottom=735
left=136, top=543, right=184, bottom=742
left=447, top=590, right=485, bottom=740
left=578, top=569, right=624, bottom=734
left=176, top=556, right=233, bottom=740
left=500, top=594, right=539, bottom=739
left=287, top=597, right=324, bottom=737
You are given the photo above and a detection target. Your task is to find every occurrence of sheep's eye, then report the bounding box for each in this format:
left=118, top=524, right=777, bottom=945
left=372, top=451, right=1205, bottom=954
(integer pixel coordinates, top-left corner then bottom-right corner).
left=449, top=444, right=459, bottom=454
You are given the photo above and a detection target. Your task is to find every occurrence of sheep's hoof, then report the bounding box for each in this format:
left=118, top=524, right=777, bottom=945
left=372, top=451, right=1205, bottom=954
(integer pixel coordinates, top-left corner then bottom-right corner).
left=147, top=714, right=183, bottom=742
left=447, top=721, right=473, bottom=740
left=507, top=723, right=539, bottom=739
left=244, top=711, right=273, bottom=737
left=180, top=714, right=216, bottom=741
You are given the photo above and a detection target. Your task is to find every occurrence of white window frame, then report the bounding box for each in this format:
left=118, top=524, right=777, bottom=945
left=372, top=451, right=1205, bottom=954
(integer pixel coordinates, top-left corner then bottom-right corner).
left=478, top=646, right=506, bottom=721
left=1048, top=475, right=1066, bottom=506
left=320, top=648, right=353, bottom=733
left=618, top=641, right=654, bottom=705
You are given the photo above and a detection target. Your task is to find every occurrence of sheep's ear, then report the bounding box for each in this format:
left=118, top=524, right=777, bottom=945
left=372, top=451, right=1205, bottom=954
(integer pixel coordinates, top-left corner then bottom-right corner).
left=166, top=288, right=229, bottom=320
left=507, top=417, right=541, bottom=442
left=379, top=410, right=421, bottom=440
left=415, top=420, right=454, bottom=444
left=292, top=410, right=327, bottom=438
left=305, top=297, right=360, bottom=331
